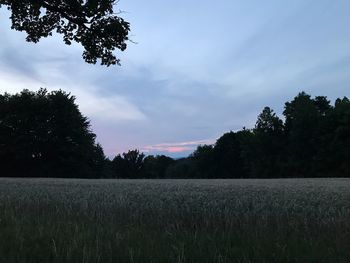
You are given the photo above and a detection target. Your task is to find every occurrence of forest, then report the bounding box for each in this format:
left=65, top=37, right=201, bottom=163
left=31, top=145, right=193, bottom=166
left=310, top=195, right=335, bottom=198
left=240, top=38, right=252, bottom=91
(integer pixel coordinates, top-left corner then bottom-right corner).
left=0, top=89, right=349, bottom=179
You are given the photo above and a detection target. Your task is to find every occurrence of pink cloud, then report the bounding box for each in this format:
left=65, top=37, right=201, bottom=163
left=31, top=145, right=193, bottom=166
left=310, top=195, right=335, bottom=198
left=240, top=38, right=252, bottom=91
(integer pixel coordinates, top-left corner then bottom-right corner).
left=167, top=146, right=193, bottom=153
left=141, top=138, right=216, bottom=154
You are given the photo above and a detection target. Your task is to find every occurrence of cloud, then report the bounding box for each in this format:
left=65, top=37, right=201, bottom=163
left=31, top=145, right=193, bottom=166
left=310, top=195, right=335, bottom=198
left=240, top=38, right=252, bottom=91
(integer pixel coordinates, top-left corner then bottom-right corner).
left=0, top=68, right=147, bottom=123
left=0, top=70, right=43, bottom=93
left=141, top=139, right=216, bottom=154
left=74, top=89, right=147, bottom=122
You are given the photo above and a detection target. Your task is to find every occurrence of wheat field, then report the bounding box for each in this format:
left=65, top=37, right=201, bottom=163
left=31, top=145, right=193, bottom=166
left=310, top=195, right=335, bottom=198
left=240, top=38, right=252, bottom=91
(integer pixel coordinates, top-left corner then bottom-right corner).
left=0, top=178, right=349, bottom=263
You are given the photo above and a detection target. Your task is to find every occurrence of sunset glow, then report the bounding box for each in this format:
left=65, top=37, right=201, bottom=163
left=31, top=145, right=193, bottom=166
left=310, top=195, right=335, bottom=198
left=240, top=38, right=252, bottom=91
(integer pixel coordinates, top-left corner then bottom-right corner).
left=141, top=139, right=216, bottom=155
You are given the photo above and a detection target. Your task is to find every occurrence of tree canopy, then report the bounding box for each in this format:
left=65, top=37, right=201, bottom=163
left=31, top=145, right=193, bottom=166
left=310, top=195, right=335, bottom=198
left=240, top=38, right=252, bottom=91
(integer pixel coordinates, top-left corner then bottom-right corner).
left=0, top=88, right=106, bottom=178
left=112, top=149, right=145, bottom=178
left=0, top=0, right=130, bottom=66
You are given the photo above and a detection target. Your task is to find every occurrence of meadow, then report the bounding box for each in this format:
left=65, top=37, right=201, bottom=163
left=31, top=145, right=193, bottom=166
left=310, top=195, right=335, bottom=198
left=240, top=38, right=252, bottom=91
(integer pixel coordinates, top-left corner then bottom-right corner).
left=0, top=178, right=349, bottom=263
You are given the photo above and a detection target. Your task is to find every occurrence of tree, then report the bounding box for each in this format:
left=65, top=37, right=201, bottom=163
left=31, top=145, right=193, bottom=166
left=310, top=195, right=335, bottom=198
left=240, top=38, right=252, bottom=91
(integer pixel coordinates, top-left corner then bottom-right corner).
left=165, top=158, right=195, bottom=179
left=191, top=145, right=215, bottom=178
left=316, top=97, right=350, bottom=176
left=0, top=88, right=105, bottom=178
left=251, top=107, right=285, bottom=178
left=283, top=92, right=331, bottom=177
left=0, top=0, right=130, bottom=66
left=90, top=143, right=108, bottom=178
left=142, top=155, right=175, bottom=178
left=330, top=97, right=350, bottom=176
left=235, top=128, right=255, bottom=177
left=112, top=149, right=145, bottom=178
left=190, top=132, right=250, bottom=179
left=213, top=131, right=247, bottom=178
left=255, top=107, right=284, bottom=134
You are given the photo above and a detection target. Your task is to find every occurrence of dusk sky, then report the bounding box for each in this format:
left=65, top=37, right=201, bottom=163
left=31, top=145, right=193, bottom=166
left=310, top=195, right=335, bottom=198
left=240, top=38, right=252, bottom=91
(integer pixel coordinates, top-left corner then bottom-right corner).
left=1, top=0, right=349, bottom=157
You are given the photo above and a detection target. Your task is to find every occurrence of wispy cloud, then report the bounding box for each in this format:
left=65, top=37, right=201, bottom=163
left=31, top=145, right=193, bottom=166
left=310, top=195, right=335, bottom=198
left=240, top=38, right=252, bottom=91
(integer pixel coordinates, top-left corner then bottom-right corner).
left=73, top=90, right=147, bottom=122
left=0, top=70, right=43, bottom=93
left=0, top=68, right=147, bottom=123
left=141, top=139, right=216, bottom=154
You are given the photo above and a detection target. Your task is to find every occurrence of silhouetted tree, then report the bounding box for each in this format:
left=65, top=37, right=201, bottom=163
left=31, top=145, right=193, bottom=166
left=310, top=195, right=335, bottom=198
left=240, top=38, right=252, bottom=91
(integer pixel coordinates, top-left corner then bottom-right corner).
left=165, top=158, right=195, bottom=179
left=0, top=88, right=105, bottom=178
left=112, top=149, right=145, bottom=178
left=330, top=97, right=350, bottom=176
left=250, top=107, right=286, bottom=178
left=191, top=145, right=215, bottom=178
left=283, top=92, right=330, bottom=177
left=0, top=0, right=130, bottom=66
left=213, top=131, right=246, bottom=178
left=111, top=155, right=125, bottom=178
left=189, top=132, right=246, bottom=179
left=315, top=97, right=350, bottom=176
left=142, top=155, right=175, bottom=178
left=235, top=128, right=255, bottom=177
left=90, top=143, right=108, bottom=178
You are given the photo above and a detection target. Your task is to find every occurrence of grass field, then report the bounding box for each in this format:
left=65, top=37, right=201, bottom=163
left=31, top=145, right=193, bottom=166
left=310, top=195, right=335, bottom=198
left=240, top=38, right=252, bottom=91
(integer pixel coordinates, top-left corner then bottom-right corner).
left=0, top=178, right=350, bottom=263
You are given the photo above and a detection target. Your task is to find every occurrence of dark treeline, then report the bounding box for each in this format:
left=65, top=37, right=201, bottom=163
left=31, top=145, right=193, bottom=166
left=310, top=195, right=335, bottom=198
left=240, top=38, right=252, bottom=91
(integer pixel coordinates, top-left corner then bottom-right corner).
left=173, top=92, right=350, bottom=178
left=1, top=89, right=349, bottom=178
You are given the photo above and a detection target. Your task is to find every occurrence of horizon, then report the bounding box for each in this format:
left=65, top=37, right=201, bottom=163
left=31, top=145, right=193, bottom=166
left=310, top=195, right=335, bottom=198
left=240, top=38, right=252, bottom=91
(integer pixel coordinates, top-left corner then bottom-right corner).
left=1, top=0, right=349, bottom=158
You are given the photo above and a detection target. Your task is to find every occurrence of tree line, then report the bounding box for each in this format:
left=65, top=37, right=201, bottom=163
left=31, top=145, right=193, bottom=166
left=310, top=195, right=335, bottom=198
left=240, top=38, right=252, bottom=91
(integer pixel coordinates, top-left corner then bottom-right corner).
left=1, top=89, right=349, bottom=178
left=173, top=92, right=350, bottom=178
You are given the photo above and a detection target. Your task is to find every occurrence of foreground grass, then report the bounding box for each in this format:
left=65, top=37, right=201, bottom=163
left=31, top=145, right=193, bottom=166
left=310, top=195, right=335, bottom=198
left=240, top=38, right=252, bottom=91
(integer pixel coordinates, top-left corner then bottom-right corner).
left=0, top=178, right=350, bottom=263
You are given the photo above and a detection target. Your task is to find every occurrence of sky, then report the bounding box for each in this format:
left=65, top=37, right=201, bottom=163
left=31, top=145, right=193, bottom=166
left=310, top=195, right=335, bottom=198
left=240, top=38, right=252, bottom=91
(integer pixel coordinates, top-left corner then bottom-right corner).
left=1, top=0, right=350, bottom=158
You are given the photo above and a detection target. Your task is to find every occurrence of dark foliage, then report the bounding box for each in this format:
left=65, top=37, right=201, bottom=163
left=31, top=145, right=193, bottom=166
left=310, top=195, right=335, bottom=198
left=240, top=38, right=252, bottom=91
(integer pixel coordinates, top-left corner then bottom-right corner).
left=283, top=92, right=327, bottom=176
left=110, top=150, right=176, bottom=179
left=111, top=149, right=145, bottom=178
left=1, top=89, right=349, bottom=178
left=164, top=158, right=195, bottom=179
left=0, top=0, right=130, bottom=66
left=0, top=89, right=106, bottom=178
left=190, top=145, right=215, bottom=178
left=142, top=155, right=175, bottom=178
left=189, top=133, right=247, bottom=178
left=166, top=92, right=350, bottom=179
left=250, top=107, right=286, bottom=178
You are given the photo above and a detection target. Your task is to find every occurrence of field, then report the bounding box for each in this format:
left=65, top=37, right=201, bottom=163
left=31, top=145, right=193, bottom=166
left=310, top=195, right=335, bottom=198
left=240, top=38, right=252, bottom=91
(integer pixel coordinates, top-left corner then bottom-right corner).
left=0, top=178, right=350, bottom=263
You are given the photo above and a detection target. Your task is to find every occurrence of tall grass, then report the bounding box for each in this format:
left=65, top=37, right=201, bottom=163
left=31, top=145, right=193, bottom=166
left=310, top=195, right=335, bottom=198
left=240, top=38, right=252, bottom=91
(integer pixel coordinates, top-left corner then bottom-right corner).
left=0, top=178, right=350, bottom=262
